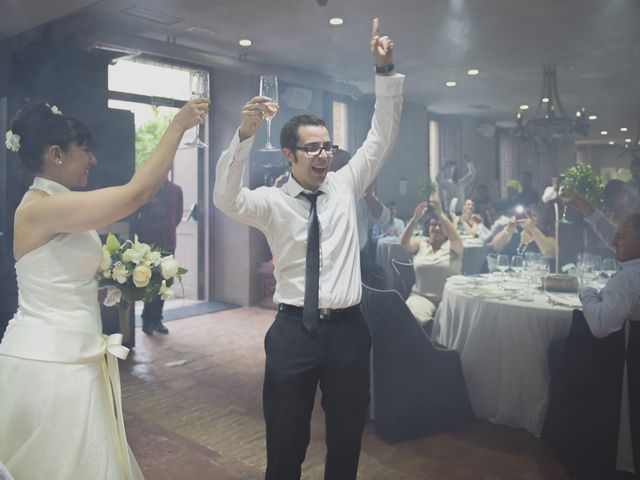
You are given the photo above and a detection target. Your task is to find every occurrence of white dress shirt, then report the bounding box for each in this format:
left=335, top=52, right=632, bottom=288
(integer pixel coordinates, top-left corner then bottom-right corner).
left=213, top=74, right=405, bottom=309
left=579, top=257, right=640, bottom=338
left=541, top=185, right=558, bottom=203
left=478, top=215, right=510, bottom=245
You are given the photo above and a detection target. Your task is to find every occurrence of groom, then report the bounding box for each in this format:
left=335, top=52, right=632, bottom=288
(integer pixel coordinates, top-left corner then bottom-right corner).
left=213, top=19, right=404, bottom=480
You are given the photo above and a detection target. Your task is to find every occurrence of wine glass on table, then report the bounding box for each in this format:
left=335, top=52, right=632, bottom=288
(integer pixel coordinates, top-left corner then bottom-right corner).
left=603, top=258, right=618, bottom=279
left=497, top=254, right=510, bottom=290
left=259, top=75, right=279, bottom=152
left=184, top=70, right=210, bottom=148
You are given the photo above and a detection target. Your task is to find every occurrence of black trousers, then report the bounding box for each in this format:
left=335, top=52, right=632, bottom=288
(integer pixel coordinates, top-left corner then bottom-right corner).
left=263, top=305, right=371, bottom=480
left=141, top=296, right=165, bottom=326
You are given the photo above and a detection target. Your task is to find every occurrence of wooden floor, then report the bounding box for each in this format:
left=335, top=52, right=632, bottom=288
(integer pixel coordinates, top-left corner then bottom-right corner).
left=121, top=306, right=571, bottom=480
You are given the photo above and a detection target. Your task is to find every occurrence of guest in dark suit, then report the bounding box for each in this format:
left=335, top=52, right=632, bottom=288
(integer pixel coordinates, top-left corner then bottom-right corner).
left=135, top=179, right=183, bottom=335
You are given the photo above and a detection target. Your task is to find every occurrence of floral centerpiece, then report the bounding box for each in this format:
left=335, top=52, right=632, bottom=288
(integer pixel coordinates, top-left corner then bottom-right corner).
left=98, top=233, right=186, bottom=338
left=418, top=178, right=438, bottom=198
left=560, top=163, right=604, bottom=205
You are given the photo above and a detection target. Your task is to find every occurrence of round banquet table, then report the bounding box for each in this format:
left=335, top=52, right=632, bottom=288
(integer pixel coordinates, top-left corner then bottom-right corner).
left=433, top=274, right=580, bottom=436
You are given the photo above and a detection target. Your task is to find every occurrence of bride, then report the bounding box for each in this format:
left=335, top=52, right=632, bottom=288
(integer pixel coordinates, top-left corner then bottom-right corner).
left=0, top=99, right=208, bottom=479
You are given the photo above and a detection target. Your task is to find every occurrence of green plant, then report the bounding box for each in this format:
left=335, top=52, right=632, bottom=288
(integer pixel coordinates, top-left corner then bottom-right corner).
left=419, top=178, right=437, bottom=198
left=135, top=106, right=172, bottom=170
left=560, top=163, right=604, bottom=205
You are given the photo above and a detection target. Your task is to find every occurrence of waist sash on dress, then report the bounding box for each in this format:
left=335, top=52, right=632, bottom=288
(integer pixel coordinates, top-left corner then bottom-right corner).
left=0, top=313, right=135, bottom=479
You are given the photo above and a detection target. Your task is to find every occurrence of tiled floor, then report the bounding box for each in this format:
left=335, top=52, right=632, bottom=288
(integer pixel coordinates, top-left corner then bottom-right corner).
left=121, top=306, right=571, bottom=480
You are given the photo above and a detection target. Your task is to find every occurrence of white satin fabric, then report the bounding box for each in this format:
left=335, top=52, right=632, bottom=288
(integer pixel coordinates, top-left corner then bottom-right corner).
left=0, top=177, right=143, bottom=480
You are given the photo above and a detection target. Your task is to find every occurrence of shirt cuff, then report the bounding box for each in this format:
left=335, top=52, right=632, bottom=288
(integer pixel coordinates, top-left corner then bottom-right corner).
left=229, top=129, right=255, bottom=164
left=375, top=73, right=405, bottom=97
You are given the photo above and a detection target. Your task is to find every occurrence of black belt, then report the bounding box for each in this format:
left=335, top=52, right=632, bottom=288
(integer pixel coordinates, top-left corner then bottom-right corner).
left=278, top=303, right=360, bottom=321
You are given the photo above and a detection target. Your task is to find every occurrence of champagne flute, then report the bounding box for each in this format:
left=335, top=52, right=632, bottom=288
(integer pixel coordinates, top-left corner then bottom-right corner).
left=497, top=254, right=510, bottom=290
left=184, top=70, right=210, bottom=148
left=259, top=75, right=279, bottom=152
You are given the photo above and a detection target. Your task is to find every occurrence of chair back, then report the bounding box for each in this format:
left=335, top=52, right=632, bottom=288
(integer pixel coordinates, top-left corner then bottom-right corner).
left=390, top=258, right=415, bottom=300
left=361, top=283, right=473, bottom=443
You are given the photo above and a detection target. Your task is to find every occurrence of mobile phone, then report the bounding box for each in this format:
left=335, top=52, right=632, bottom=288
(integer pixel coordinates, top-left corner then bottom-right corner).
left=514, top=205, right=526, bottom=220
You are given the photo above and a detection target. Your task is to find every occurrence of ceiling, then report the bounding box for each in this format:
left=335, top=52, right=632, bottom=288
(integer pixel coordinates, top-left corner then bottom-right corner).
left=2, top=0, right=640, bottom=146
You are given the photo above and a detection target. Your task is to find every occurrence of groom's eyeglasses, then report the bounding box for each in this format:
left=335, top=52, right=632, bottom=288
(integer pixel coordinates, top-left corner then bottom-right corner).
left=295, top=143, right=339, bottom=156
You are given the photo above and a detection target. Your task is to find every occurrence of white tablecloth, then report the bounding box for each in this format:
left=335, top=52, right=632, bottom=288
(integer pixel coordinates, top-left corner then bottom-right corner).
left=375, top=237, right=488, bottom=288
left=433, top=274, right=577, bottom=435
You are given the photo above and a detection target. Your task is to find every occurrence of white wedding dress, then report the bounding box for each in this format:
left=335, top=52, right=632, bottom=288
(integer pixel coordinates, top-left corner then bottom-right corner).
left=0, top=177, right=143, bottom=480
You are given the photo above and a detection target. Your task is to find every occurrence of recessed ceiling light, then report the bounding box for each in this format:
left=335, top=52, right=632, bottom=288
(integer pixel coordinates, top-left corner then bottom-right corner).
left=620, top=127, right=628, bottom=132
left=329, top=17, right=344, bottom=25
left=445, top=81, right=457, bottom=87
left=625, top=138, right=632, bottom=143
left=608, top=141, right=615, bottom=145
left=542, top=97, right=549, bottom=103
left=238, top=39, right=252, bottom=47
left=519, top=104, right=529, bottom=110
left=600, top=130, right=608, bottom=135
left=467, top=69, right=479, bottom=76
left=588, top=115, right=597, bottom=120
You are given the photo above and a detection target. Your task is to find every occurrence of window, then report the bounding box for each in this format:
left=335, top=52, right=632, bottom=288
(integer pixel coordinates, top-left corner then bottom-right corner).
left=332, top=100, right=349, bottom=152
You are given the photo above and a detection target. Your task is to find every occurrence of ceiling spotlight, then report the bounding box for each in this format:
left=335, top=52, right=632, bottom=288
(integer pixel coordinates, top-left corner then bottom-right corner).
left=542, top=97, right=549, bottom=103
left=329, top=17, right=343, bottom=25
left=519, top=104, right=529, bottom=110
left=588, top=115, right=597, bottom=120
left=445, top=81, right=457, bottom=87
left=625, top=138, right=632, bottom=143
left=467, top=69, right=479, bottom=76
left=238, top=39, right=252, bottom=47
left=608, top=141, right=615, bottom=145
left=600, top=130, right=608, bottom=135
left=620, top=127, right=628, bottom=132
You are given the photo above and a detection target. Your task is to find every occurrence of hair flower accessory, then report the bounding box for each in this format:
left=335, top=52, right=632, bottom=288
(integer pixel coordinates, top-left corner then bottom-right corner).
left=5, top=130, right=21, bottom=152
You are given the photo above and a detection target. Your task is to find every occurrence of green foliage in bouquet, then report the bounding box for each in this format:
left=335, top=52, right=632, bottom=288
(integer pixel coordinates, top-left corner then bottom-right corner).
left=560, top=163, right=604, bottom=205
left=419, top=178, right=437, bottom=198
left=98, top=233, right=187, bottom=306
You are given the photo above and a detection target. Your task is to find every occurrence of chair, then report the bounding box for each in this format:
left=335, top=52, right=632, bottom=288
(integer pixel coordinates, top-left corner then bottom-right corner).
left=542, top=310, right=640, bottom=478
left=390, top=258, right=415, bottom=300
left=361, top=284, right=473, bottom=443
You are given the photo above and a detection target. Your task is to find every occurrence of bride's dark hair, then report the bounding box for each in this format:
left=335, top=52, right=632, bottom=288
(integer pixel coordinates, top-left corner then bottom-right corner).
left=8, top=104, right=93, bottom=173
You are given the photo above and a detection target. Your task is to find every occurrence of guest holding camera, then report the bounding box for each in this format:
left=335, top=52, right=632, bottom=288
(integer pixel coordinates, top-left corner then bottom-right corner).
left=400, top=195, right=463, bottom=328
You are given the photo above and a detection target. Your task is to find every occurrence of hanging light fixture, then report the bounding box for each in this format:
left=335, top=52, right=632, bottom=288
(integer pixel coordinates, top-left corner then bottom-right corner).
left=514, top=65, right=590, bottom=149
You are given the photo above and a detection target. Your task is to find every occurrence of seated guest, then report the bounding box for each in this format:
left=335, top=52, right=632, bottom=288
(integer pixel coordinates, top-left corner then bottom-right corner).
left=472, top=183, right=492, bottom=219
left=542, top=175, right=560, bottom=204
left=385, top=201, right=405, bottom=236
left=453, top=198, right=486, bottom=237
left=400, top=195, right=463, bottom=328
left=491, top=204, right=556, bottom=259
left=579, top=213, right=640, bottom=474
left=503, top=179, right=522, bottom=211
left=515, top=170, right=541, bottom=206
left=478, top=202, right=510, bottom=245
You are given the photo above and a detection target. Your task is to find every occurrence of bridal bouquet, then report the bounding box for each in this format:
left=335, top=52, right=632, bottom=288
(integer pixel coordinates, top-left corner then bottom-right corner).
left=98, top=233, right=187, bottom=336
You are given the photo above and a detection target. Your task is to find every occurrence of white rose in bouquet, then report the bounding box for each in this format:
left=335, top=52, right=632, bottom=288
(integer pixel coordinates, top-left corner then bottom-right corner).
left=160, top=255, right=179, bottom=280
left=103, top=285, right=122, bottom=307
left=122, top=241, right=151, bottom=265
left=132, top=264, right=152, bottom=288
left=112, top=262, right=129, bottom=284
left=143, top=251, right=162, bottom=267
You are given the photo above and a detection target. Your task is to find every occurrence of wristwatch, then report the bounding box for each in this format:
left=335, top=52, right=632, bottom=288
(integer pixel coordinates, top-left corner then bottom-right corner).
left=375, top=63, right=394, bottom=75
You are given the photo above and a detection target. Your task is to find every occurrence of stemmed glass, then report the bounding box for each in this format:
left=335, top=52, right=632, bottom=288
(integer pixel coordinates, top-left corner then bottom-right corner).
left=259, top=75, right=279, bottom=152
left=497, top=254, right=510, bottom=290
left=184, top=70, right=210, bottom=148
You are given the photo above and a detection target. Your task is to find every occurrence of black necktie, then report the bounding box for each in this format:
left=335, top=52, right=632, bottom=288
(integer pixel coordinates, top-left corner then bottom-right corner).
left=300, top=192, right=321, bottom=332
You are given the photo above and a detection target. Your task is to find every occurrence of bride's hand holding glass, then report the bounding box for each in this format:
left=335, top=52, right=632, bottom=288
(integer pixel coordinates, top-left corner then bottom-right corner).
left=173, top=98, right=210, bottom=132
